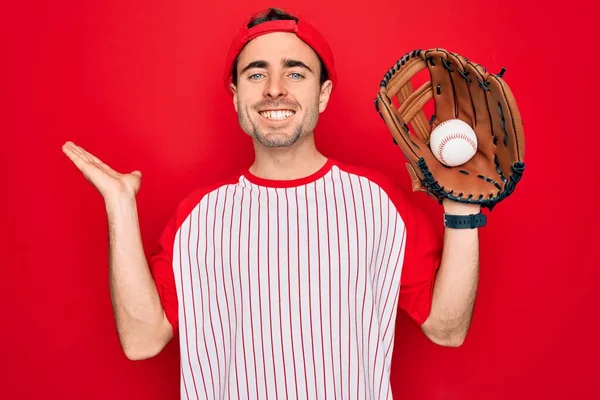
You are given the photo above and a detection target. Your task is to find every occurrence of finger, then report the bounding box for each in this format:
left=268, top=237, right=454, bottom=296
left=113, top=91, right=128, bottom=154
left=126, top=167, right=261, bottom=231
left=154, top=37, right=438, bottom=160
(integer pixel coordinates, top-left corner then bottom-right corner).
left=463, top=60, right=496, bottom=161
left=79, top=148, right=121, bottom=178
left=424, top=48, right=456, bottom=128
left=63, top=147, right=97, bottom=182
left=65, top=142, right=96, bottom=166
left=62, top=141, right=84, bottom=159
left=486, top=72, right=525, bottom=176
left=65, top=142, right=106, bottom=169
left=64, top=148, right=114, bottom=190
left=67, top=142, right=121, bottom=177
left=71, top=143, right=100, bottom=165
left=62, top=143, right=105, bottom=178
left=62, top=143, right=86, bottom=166
left=63, top=141, right=85, bottom=156
left=77, top=145, right=104, bottom=165
left=464, top=62, right=491, bottom=129
left=448, top=52, right=475, bottom=126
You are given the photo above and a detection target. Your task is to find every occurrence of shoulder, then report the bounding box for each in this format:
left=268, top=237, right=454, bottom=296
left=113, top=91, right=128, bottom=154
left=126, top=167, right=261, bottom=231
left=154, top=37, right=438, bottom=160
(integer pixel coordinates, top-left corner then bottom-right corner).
left=166, top=172, right=243, bottom=235
left=151, top=170, right=244, bottom=262
left=329, top=159, right=413, bottom=212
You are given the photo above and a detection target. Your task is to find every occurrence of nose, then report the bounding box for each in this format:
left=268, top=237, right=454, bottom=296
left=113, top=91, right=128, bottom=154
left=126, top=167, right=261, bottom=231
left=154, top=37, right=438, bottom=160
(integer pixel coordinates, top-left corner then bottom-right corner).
left=263, top=75, right=287, bottom=98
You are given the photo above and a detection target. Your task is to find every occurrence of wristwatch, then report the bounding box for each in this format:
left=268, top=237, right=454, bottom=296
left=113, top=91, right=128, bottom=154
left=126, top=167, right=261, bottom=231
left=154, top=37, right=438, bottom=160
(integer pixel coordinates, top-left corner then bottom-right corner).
left=444, top=212, right=487, bottom=229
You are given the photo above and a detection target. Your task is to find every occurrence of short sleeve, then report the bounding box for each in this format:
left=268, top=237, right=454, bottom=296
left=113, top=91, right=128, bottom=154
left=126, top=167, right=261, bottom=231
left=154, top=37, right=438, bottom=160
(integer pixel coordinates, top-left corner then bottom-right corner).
left=396, top=193, right=443, bottom=325
left=146, top=182, right=235, bottom=335
left=148, top=213, right=179, bottom=333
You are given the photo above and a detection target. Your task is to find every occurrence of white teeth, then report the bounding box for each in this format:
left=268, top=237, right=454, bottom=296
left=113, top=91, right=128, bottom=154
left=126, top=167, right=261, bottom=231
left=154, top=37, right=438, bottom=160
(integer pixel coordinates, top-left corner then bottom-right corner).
left=260, top=110, right=295, bottom=120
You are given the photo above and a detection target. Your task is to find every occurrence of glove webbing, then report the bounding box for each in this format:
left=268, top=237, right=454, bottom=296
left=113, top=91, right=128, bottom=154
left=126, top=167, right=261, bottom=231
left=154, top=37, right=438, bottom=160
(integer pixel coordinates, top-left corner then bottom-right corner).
left=386, top=57, right=433, bottom=144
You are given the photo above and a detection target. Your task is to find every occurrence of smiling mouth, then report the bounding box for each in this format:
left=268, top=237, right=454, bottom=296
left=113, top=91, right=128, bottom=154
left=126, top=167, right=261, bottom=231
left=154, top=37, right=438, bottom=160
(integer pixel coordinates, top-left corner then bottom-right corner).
left=259, top=110, right=296, bottom=121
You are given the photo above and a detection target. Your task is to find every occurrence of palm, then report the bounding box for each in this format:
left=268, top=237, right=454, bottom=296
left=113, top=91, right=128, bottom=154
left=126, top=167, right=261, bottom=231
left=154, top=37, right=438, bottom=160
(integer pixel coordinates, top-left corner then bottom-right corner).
left=62, top=141, right=141, bottom=199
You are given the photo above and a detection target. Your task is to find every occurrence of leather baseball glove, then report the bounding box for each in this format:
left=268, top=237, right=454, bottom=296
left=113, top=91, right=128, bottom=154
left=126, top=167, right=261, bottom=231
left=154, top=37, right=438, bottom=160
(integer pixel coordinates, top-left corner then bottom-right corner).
left=374, top=48, right=525, bottom=210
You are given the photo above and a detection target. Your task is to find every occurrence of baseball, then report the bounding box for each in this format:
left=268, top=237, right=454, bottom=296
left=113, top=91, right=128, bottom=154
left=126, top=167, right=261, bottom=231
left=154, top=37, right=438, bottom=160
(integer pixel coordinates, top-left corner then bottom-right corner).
left=429, top=119, right=478, bottom=167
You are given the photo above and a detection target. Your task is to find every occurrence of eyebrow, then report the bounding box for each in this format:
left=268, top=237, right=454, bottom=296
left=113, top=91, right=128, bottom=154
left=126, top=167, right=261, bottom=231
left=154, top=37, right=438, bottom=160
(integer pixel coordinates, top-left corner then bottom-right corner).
left=282, top=58, right=313, bottom=73
left=240, top=58, right=314, bottom=75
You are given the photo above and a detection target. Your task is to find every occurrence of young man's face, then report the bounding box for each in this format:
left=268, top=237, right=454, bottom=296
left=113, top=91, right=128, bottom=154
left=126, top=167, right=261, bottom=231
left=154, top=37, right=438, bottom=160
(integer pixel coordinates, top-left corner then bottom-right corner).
left=231, top=32, right=332, bottom=148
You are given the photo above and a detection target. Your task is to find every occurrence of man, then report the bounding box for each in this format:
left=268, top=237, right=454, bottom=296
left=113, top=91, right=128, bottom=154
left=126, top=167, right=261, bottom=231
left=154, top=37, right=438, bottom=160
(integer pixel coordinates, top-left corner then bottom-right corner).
left=62, top=7, right=480, bottom=399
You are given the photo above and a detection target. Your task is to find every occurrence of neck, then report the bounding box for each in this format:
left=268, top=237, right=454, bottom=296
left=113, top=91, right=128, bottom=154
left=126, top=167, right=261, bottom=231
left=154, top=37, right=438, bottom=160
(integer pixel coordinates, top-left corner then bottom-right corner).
left=249, top=134, right=327, bottom=181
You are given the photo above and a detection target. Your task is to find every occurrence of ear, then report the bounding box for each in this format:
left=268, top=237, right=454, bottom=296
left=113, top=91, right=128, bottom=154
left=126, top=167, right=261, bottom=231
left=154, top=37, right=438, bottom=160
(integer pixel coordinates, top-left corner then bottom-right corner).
left=318, top=80, right=333, bottom=113
left=230, top=83, right=238, bottom=112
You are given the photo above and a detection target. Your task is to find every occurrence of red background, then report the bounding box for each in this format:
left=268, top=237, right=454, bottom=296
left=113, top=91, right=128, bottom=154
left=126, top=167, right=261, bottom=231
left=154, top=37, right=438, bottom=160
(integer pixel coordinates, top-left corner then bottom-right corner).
left=2, top=0, right=598, bottom=399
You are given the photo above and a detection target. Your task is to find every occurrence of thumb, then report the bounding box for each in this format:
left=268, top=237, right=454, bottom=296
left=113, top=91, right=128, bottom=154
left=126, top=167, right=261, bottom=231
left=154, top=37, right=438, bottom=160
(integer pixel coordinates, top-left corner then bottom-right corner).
left=130, top=170, right=142, bottom=178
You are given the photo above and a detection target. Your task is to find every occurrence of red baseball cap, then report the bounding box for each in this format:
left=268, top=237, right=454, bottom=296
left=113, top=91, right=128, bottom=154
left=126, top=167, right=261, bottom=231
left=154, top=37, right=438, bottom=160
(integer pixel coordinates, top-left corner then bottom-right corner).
left=223, top=15, right=337, bottom=95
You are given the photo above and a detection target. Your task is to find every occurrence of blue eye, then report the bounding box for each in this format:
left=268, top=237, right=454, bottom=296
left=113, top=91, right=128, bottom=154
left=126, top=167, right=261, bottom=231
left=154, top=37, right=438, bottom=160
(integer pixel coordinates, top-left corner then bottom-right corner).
left=249, top=73, right=263, bottom=80
left=290, top=73, right=303, bottom=79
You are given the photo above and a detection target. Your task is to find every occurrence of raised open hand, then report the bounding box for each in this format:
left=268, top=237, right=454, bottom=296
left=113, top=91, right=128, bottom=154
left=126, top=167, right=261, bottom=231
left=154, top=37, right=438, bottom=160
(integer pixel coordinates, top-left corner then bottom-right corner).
left=62, top=141, right=142, bottom=201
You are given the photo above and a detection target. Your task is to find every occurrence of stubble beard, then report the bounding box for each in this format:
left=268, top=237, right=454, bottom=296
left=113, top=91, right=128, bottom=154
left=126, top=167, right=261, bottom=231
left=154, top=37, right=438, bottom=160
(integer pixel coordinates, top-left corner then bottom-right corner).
left=238, top=102, right=319, bottom=148
left=252, top=124, right=303, bottom=148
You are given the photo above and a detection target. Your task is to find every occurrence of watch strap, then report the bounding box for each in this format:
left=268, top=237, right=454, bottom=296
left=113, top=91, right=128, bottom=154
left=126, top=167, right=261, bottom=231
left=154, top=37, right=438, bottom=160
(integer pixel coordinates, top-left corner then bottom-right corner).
left=444, top=212, right=487, bottom=229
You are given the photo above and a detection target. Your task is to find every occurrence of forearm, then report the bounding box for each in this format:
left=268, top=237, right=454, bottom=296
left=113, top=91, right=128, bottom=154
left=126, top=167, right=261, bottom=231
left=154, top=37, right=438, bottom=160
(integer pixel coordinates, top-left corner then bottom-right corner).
left=106, top=195, right=172, bottom=359
left=422, top=201, right=480, bottom=346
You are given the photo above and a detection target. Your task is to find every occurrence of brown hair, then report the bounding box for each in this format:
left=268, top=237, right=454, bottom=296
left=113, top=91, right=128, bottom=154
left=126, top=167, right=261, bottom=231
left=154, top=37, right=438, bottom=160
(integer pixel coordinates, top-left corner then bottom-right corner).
left=231, top=8, right=329, bottom=86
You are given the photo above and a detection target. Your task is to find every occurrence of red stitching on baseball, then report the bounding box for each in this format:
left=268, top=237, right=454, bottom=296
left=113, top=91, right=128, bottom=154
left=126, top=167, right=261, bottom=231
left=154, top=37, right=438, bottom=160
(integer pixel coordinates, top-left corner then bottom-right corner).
left=435, top=120, right=453, bottom=129
left=437, top=133, right=477, bottom=165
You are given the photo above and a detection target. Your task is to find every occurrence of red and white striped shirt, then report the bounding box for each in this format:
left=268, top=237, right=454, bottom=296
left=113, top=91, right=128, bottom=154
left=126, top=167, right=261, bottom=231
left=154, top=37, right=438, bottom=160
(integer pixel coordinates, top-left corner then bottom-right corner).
left=150, top=159, right=442, bottom=399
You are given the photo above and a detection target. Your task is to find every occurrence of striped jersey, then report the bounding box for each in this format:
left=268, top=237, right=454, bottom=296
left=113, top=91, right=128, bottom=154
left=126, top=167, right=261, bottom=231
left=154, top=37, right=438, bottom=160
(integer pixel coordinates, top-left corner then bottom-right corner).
left=149, top=158, right=443, bottom=400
